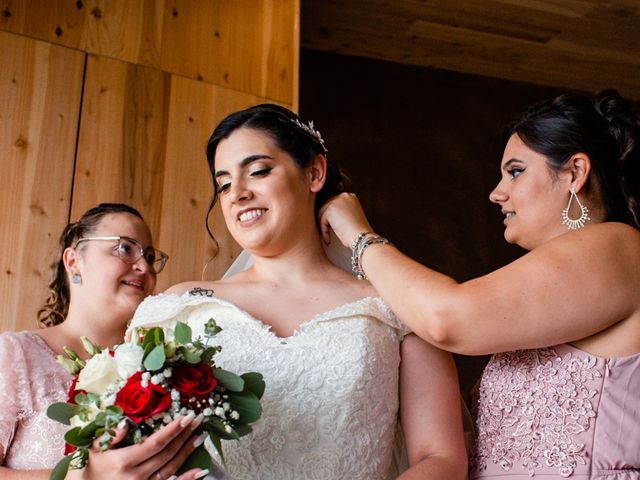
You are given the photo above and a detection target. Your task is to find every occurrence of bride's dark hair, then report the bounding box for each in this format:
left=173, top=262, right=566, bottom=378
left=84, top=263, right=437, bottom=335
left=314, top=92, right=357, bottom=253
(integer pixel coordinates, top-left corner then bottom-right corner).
left=508, top=89, right=640, bottom=229
left=37, top=203, right=144, bottom=327
left=204, top=104, right=348, bottom=241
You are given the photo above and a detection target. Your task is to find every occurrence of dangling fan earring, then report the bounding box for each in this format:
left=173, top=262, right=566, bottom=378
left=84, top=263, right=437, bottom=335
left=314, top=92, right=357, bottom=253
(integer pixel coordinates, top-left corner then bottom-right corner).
left=562, top=188, right=590, bottom=230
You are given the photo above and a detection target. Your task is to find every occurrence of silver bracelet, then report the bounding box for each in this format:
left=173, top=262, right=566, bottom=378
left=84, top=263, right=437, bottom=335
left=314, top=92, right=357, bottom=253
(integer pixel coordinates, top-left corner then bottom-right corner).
left=351, top=232, right=389, bottom=280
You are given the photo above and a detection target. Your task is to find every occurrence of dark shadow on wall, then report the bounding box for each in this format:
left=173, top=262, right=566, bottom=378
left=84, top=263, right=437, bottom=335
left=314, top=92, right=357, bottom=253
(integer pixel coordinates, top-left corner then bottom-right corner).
left=299, top=48, right=567, bottom=397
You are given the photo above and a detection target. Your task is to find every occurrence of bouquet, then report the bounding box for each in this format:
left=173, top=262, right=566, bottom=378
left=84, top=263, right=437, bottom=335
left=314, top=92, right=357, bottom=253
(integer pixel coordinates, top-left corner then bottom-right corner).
left=47, top=318, right=264, bottom=480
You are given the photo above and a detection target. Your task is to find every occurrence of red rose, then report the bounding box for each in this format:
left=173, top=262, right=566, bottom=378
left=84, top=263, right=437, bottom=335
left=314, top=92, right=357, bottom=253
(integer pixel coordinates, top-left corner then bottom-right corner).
left=64, top=443, right=77, bottom=455
left=67, top=376, right=87, bottom=404
left=114, top=372, right=172, bottom=424
left=169, top=362, right=217, bottom=410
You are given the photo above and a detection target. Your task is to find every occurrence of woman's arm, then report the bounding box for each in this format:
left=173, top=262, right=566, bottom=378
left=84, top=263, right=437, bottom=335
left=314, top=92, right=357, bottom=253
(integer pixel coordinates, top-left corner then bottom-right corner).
left=397, top=334, right=467, bottom=480
left=320, top=194, right=640, bottom=355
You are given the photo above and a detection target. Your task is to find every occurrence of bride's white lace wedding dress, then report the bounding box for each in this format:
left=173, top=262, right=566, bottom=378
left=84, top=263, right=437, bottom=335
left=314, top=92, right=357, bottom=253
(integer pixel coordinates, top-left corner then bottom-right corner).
left=130, top=292, right=410, bottom=480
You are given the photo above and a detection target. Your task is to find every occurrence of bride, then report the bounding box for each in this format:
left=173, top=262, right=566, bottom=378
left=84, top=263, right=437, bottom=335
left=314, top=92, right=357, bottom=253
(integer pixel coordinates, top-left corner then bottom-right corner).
left=130, top=104, right=467, bottom=479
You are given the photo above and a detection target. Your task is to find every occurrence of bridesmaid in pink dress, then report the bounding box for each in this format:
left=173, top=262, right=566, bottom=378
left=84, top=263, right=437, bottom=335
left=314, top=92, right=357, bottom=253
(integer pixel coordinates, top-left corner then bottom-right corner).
left=320, top=89, right=640, bottom=479
left=0, top=203, right=207, bottom=480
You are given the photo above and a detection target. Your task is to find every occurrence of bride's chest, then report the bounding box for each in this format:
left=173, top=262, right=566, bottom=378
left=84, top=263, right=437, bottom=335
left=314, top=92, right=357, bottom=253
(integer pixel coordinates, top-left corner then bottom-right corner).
left=211, top=316, right=402, bottom=399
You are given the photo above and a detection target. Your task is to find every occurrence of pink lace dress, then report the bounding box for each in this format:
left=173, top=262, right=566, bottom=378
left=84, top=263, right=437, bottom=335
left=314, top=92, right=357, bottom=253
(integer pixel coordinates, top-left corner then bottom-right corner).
left=0, top=331, right=71, bottom=469
left=471, top=343, right=640, bottom=479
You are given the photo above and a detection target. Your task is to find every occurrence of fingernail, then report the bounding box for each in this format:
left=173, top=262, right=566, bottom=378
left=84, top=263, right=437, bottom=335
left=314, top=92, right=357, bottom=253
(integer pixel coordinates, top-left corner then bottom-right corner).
left=180, top=412, right=195, bottom=427
left=193, top=432, right=208, bottom=448
left=191, top=413, right=205, bottom=430
left=117, top=419, right=127, bottom=429
left=194, top=469, right=209, bottom=479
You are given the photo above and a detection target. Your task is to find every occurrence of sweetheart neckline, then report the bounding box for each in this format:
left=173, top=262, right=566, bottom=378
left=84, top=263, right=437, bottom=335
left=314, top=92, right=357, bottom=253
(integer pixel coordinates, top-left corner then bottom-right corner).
left=205, top=294, right=385, bottom=341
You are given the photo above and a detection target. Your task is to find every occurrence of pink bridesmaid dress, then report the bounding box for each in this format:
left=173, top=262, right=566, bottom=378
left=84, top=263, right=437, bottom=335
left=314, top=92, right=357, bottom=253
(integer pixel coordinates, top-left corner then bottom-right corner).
left=0, top=331, right=71, bottom=469
left=471, top=343, right=640, bottom=479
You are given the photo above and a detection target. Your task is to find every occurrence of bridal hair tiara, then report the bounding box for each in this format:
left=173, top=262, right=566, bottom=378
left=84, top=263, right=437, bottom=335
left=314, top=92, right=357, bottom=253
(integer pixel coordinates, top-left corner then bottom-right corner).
left=291, top=118, right=328, bottom=153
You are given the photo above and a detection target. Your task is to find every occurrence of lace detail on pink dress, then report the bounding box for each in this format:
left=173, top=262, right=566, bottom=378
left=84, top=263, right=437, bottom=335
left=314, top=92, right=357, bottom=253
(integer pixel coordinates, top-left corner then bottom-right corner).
left=130, top=294, right=410, bottom=480
left=472, top=347, right=602, bottom=478
left=0, top=331, right=71, bottom=469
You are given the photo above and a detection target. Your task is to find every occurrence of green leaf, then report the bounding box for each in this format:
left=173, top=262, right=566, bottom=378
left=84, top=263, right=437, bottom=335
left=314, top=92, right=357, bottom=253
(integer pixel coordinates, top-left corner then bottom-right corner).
left=208, top=433, right=225, bottom=465
left=175, top=321, right=192, bottom=344
left=64, top=426, right=94, bottom=447
left=46, top=402, right=78, bottom=425
left=241, top=372, right=265, bottom=399
left=231, top=423, right=253, bottom=438
left=204, top=318, right=222, bottom=337
left=204, top=417, right=236, bottom=440
left=176, top=444, right=212, bottom=474
left=79, top=421, right=100, bottom=439
left=229, top=391, right=263, bottom=423
left=214, top=368, right=244, bottom=392
left=50, top=453, right=74, bottom=480
left=200, top=346, right=220, bottom=364
left=179, top=346, right=202, bottom=364
left=154, top=327, right=165, bottom=345
left=142, top=327, right=164, bottom=351
left=144, top=344, right=166, bottom=370
left=94, top=406, right=122, bottom=428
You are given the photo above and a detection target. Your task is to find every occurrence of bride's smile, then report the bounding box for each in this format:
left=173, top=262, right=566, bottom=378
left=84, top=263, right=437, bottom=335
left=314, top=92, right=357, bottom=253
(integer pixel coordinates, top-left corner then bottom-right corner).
left=237, top=208, right=268, bottom=224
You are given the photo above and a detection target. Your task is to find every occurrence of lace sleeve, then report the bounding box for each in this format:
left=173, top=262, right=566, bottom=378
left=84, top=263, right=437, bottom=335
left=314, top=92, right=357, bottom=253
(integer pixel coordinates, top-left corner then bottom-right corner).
left=0, top=333, right=29, bottom=458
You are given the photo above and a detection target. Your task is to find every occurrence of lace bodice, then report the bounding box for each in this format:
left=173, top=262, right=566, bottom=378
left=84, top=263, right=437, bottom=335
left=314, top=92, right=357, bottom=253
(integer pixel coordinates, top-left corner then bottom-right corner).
left=471, top=343, right=640, bottom=479
left=130, top=293, right=410, bottom=480
left=0, top=331, right=71, bottom=469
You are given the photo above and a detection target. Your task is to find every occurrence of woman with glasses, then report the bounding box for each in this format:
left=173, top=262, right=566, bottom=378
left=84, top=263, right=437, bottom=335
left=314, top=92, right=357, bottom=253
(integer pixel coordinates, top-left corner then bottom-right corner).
left=0, top=203, right=207, bottom=480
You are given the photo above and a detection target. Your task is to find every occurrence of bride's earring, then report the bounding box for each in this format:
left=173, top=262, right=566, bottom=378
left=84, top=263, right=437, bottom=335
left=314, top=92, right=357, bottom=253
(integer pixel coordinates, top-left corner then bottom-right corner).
left=562, top=188, right=590, bottom=230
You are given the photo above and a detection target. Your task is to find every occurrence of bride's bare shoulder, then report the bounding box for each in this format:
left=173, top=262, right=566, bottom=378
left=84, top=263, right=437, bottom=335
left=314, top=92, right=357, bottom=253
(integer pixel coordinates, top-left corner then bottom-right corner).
left=328, top=267, right=379, bottom=298
left=164, top=280, right=221, bottom=296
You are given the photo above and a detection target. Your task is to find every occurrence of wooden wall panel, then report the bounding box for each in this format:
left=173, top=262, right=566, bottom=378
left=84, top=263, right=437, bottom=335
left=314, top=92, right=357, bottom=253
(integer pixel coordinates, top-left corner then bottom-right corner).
left=0, top=31, right=84, bottom=332
left=70, top=54, right=170, bottom=243
left=1, top=2, right=299, bottom=332
left=0, top=0, right=299, bottom=104
left=155, top=75, right=269, bottom=291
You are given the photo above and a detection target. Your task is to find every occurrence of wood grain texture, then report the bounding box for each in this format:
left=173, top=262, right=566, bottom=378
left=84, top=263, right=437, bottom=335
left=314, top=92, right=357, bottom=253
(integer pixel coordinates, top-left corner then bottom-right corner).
left=70, top=54, right=170, bottom=246
left=0, top=0, right=298, bottom=103
left=1, top=1, right=299, bottom=333
left=301, top=0, right=640, bottom=99
left=0, top=31, right=84, bottom=332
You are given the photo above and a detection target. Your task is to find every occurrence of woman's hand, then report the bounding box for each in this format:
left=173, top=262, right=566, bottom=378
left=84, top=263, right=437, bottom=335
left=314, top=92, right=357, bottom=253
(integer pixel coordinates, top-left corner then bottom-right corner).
left=318, top=193, right=374, bottom=247
left=67, top=413, right=209, bottom=480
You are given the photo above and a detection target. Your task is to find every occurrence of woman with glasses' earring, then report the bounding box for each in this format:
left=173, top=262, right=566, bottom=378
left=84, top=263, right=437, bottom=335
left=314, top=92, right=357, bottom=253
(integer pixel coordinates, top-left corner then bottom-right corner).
left=0, top=203, right=208, bottom=480
left=320, top=89, right=640, bottom=479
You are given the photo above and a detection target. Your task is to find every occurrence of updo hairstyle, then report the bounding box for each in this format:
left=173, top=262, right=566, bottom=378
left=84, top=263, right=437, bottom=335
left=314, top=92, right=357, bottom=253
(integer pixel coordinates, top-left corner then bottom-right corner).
left=508, top=89, right=640, bottom=229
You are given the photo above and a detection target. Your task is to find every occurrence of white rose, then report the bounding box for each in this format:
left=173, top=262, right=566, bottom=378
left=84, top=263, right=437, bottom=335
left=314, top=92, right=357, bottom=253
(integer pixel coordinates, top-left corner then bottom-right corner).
left=76, top=350, right=120, bottom=395
left=114, top=343, right=144, bottom=379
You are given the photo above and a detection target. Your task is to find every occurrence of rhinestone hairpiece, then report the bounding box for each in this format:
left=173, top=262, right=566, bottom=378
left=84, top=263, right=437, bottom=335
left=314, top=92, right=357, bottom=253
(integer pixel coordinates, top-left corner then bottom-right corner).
left=291, top=118, right=328, bottom=153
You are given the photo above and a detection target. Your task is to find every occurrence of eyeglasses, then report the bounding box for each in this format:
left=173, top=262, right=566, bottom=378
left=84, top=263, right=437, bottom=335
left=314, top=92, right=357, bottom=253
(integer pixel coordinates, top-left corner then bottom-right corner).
left=74, top=236, right=169, bottom=273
